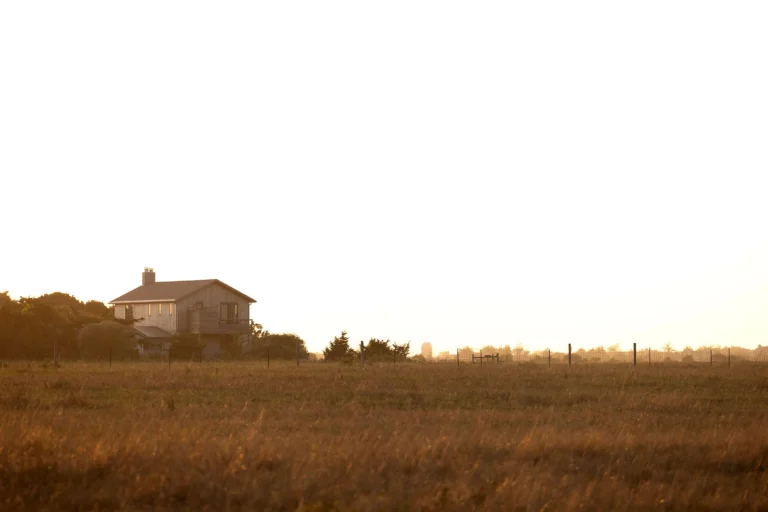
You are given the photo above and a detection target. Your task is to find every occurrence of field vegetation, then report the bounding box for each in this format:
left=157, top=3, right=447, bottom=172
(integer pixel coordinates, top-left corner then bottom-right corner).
left=1, top=361, right=768, bottom=510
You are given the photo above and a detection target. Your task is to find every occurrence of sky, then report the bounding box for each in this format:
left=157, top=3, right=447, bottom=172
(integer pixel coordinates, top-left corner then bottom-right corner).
left=1, top=2, right=767, bottom=354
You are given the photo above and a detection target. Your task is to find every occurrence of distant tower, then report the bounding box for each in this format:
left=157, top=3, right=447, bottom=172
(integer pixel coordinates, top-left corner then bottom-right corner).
left=421, top=342, right=433, bottom=360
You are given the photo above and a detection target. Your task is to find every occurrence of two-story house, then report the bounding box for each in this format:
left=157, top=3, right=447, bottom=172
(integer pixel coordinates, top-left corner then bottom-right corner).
left=110, top=268, right=256, bottom=355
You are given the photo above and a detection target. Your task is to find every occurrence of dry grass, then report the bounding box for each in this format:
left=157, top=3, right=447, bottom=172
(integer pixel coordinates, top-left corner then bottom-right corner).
left=1, top=361, right=767, bottom=510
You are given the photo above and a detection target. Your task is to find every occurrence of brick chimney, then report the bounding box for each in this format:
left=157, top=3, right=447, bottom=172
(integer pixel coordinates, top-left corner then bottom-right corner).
left=142, top=268, right=156, bottom=286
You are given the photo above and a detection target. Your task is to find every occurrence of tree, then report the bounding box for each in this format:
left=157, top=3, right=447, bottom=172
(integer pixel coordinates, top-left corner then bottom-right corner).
left=171, top=333, right=204, bottom=359
left=481, top=345, right=499, bottom=356
left=393, top=341, right=410, bottom=359
left=458, top=346, right=473, bottom=362
left=77, top=321, right=137, bottom=359
left=0, top=292, right=125, bottom=359
left=362, top=338, right=393, bottom=361
left=663, top=340, right=675, bottom=353
left=323, top=331, right=352, bottom=361
left=256, top=333, right=309, bottom=360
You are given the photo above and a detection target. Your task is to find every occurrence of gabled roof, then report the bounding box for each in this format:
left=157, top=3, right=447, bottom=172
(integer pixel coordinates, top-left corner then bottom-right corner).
left=110, top=279, right=256, bottom=304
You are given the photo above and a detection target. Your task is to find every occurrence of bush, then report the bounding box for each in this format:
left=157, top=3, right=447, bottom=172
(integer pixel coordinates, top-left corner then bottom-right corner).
left=172, top=333, right=204, bottom=359
left=76, top=321, right=137, bottom=360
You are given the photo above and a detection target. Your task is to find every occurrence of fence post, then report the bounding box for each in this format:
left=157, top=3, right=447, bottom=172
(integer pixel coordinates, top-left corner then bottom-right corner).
left=710, top=348, right=713, bottom=366
left=360, top=341, right=365, bottom=368
left=633, top=343, right=636, bottom=368
left=728, top=347, right=731, bottom=367
left=648, top=347, right=651, bottom=366
left=480, top=351, right=483, bottom=367
left=568, top=344, right=572, bottom=368
left=548, top=349, right=551, bottom=369
left=456, top=349, right=459, bottom=368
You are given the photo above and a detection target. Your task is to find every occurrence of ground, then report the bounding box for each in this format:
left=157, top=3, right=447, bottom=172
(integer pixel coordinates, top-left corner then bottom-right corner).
left=1, top=360, right=767, bottom=510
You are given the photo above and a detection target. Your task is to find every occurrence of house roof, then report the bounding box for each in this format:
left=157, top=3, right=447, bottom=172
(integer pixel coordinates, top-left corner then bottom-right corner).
left=134, top=326, right=172, bottom=339
left=110, top=279, right=256, bottom=304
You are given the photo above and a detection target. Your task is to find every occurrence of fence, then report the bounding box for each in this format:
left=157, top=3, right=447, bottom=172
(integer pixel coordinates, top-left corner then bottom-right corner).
left=9, top=341, right=768, bottom=368
left=436, top=345, right=768, bottom=366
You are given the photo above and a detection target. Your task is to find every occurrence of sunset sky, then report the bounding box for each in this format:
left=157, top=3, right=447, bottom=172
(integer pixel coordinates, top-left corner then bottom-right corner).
left=1, top=2, right=766, bottom=354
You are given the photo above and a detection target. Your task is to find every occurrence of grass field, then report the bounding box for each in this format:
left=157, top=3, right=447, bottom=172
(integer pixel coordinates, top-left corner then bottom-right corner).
left=1, top=361, right=767, bottom=510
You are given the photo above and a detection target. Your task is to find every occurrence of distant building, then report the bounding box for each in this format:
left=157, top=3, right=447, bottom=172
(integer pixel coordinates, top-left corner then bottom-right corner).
left=421, top=342, right=433, bottom=360
left=110, top=268, right=256, bottom=356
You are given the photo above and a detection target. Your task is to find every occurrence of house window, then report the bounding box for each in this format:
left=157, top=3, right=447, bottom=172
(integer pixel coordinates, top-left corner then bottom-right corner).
left=158, top=303, right=163, bottom=316
left=125, top=304, right=134, bottom=321
left=219, top=302, right=237, bottom=323
left=148, top=303, right=152, bottom=316
left=169, top=303, right=174, bottom=316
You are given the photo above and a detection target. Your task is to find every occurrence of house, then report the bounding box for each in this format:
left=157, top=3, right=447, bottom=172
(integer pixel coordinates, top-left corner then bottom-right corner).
left=110, top=268, right=256, bottom=356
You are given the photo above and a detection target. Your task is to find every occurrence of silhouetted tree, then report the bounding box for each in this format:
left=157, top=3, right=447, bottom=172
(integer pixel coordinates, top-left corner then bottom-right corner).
left=77, top=321, right=137, bottom=359
left=324, top=331, right=352, bottom=361
left=256, top=333, right=309, bottom=360
left=393, top=341, right=410, bottom=358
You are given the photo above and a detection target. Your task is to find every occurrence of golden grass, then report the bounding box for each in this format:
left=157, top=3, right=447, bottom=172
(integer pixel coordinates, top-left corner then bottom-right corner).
left=1, top=361, right=767, bottom=510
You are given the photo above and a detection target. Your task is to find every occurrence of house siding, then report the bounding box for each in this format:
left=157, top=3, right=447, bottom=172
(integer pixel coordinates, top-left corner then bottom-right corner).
left=114, top=302, right=179, bottom=333
left=176, top=283, right=251, bottom=332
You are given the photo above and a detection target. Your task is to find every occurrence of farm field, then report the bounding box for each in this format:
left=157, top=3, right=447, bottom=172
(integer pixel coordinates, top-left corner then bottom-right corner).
left=1, top=361, right=768, bottom=510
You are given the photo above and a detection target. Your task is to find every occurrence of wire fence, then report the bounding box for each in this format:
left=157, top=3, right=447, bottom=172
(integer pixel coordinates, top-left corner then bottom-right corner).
left=433, top=345, right=768, bottom=365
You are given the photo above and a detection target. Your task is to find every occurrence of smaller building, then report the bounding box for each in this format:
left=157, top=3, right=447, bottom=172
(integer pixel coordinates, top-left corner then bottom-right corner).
left=421, top=342, right=433, bottom=360
left=110, top=268, right=256, bottom=356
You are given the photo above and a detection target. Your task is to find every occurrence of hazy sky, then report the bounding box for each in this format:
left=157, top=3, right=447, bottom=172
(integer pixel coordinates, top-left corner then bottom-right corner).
left=2, top=2, right=767, bottom=354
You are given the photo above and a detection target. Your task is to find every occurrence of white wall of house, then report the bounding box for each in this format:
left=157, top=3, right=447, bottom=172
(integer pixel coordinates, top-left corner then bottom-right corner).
left=113, top=302, right=179, bottom=333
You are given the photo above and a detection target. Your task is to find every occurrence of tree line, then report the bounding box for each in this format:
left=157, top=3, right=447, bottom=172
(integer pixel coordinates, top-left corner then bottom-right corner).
left=0, top=291, right=135, bottom=359
left=0, top=292, right=415, bottom=362
left=322, top=331, right=410, bottom=362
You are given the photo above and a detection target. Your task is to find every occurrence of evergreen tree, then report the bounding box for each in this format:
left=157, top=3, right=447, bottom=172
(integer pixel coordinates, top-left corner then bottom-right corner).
left=323, top=330, right=352, bottom=361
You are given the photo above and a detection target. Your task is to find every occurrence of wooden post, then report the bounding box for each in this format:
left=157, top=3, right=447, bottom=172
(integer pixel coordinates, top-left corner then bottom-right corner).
left=728, top=347, right=731, bottom=367
left=480, top=351, right=483, bottom=367
left=360, top=341, right=365, bottom=368
left=648, top=347, right=651, bottom=366
left=456, top=348, right=459, bottom=368
left=548, top=349, right=551, bottom=369
left=710, top=348, right=713, bottom=366
left=633, top=343, right=636, bottom=368
left=568, top=344, right=571, bottom=368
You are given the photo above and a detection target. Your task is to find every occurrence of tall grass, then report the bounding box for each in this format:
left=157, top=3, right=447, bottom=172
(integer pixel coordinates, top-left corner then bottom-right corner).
left=1, top=361, right=767, bottom=510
